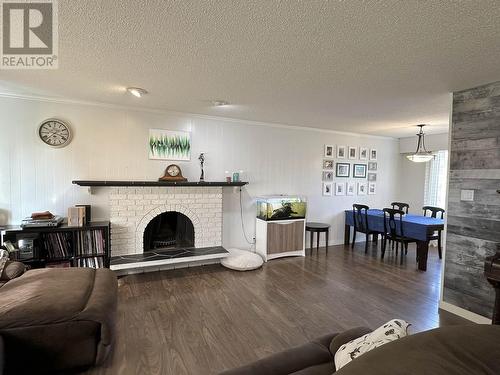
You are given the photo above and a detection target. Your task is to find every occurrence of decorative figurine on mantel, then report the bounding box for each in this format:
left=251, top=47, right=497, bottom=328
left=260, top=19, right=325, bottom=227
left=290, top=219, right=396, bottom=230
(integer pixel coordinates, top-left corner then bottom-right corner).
left=198, top=153, right=205, bottom=182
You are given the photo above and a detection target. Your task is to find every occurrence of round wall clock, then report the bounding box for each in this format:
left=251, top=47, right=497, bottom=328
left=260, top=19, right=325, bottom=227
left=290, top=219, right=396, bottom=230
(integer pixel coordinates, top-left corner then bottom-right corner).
left=38, top=118, right=72, bottom=148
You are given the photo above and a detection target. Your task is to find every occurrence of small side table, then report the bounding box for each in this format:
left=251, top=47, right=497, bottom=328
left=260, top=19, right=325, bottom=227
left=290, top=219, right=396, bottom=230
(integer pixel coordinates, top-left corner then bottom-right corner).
left=306, top=222, right=330, bottom=254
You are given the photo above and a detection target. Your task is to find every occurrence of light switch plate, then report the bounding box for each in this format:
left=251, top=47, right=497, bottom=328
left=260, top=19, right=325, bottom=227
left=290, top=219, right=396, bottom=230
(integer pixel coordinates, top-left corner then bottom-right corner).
left=460, top=189, right=474, bottom=201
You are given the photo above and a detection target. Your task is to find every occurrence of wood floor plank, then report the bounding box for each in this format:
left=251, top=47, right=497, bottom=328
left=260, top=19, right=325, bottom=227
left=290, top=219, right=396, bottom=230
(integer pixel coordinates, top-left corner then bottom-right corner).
left=83, top=242, right=471, bottom=375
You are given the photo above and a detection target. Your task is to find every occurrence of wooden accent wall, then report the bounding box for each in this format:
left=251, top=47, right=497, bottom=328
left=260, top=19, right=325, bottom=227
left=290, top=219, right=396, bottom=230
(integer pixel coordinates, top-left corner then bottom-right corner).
left=444, top=81, right=500, bottom=318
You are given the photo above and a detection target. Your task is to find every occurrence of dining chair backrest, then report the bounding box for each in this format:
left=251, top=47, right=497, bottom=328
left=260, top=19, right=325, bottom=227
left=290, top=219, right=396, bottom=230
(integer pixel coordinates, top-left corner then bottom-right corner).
left=383, top=208, right=405, bottom=238
left=391, top=202, right=409, bottom=214
left=353, top=204, right=370, bottom=233
left=422, top=206, right=445, bottom=219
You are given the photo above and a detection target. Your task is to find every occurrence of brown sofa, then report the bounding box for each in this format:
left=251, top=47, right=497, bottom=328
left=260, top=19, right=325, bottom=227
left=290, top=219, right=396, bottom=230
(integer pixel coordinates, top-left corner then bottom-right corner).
left=221, top=325, right=500, bottom=375
left=0, top=266, right=118, bottom=374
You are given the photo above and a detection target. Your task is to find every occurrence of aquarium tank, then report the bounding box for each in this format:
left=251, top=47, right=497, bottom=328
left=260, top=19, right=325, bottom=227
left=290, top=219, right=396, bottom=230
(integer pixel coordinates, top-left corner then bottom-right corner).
left=256, top=195, right=307, bottom=221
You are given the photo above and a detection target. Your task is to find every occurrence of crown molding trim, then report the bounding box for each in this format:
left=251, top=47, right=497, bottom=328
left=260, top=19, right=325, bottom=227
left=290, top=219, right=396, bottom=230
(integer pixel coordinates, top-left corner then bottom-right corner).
left=0, top=91, right=395, bottom=140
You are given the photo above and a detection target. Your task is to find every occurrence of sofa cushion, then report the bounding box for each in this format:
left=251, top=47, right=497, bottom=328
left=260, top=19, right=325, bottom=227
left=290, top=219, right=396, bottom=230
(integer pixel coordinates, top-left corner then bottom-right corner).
left=334, top=319, right=409, bottom=370
left=0, top=261, right=25, bottom=282
left=0, top=267, right=117, bottom=373
left=335, top=325, right=500, bottom=375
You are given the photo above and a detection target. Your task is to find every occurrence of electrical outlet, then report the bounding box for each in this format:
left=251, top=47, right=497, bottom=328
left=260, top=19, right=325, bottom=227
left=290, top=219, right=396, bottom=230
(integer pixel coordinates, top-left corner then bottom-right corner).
left=460, top=189, right=474, bottom=202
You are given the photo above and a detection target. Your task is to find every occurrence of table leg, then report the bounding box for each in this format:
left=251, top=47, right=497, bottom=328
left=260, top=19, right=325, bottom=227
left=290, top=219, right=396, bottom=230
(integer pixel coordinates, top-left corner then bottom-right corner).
left=344, top=225, right=350, bottom=245
left=416, top=240, right=430, bottom=271
left=373, top=233, right=378, bottom=244
left=487, top=280, right=500, bottom=325
left=316, top=231, right=320, bottom=252
left=309, top=231, right=313, bottom=254
left=326, top=230, right=329, bottom=254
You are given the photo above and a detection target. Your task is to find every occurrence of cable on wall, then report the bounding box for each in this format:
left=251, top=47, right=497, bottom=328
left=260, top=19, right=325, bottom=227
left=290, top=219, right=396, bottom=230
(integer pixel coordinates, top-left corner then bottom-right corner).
left=239, top=187, right=256, bottom=246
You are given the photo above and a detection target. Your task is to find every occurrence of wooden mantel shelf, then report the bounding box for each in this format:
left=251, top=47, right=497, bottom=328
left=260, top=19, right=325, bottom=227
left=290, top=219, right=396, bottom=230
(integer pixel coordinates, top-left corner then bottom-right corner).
left=72, top=180, right=248, bottom=187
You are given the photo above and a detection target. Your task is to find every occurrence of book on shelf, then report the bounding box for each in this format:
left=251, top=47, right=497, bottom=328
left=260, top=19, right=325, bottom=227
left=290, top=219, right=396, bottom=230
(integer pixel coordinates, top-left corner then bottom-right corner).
left=41, top=232, right=72, bottom=259
left=75, top=229, right=106, bottom=256
left=76, top=256, right=104, bottom=269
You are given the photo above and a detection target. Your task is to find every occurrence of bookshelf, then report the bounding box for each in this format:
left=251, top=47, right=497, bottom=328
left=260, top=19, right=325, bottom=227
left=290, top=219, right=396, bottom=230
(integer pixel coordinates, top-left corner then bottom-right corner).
left=0, top=221, right=110, bottom=269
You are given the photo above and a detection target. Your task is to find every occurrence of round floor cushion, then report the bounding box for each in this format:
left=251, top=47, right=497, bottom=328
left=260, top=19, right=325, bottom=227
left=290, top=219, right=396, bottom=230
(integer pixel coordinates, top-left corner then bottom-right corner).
left=221, top=248, right=263, bottom=271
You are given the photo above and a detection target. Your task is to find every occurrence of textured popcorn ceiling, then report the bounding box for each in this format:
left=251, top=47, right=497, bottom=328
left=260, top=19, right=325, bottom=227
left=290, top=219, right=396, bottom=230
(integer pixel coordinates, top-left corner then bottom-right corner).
left=2, top=1, right=500, bottom=137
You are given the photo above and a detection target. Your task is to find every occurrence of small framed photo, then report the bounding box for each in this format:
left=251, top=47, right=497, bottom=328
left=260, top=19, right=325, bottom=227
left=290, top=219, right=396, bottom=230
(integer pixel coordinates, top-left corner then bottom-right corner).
left=322, top=171, right=334, bottom=182
left=348, top=146, right=357, bottom=159
left=323, top=159, right=334, bottom=169
left=367, top=173, right=377, bottom=182
left=346, top=182, right=355, bottom=196
left=370, top=148, right=378, bottom=161
left=336, top=163, right=350, bottom=177
left=368, top=182, right=376, bottom=195
left=353, top=164, right=367, bottom=178
left=357, top=182, right=367, bottom=195
left=324, top=144, right=334, bottom=158
left=359, top=147, right=368, bottom=160
left=337, top=145, right=346, bottom=159
left=368, top=162, right=378, bottom=171
left=335, top=182, right=345, bottom=196
left=323, top=182, right=332, bottom=196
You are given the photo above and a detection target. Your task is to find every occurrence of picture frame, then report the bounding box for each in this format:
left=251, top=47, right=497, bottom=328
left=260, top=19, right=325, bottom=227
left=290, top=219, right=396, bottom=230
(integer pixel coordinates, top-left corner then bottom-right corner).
left=368, top=162, right=378, bottom=171
left=337, top=145, right=346, bottom=159
left=368, top=182, right=376, bottom=195
left=324, top=144, right=334, bottom=158
left=323, top=182, right=332, bottom=196
left=353, top=164, right=367, bottom=178
left=335, top=182, right=345, bottom=196
left=346, top=182, right=355, bottom=196
left=336, top=163, right=350, bottom=177
left=149, top=129, right=191, bottom=161
left=323, top=159, right=334, bottom=170
left=370, top=148, right=378, bottom=161
left=367, top=173, right=377, bottom=182
left=357, top=182, right=367, bottom=195
left=322, top=171, right=334, bottom=182
left=359, top=147, right=368, bottom=160
left=348, top=146, right=357, bottom=159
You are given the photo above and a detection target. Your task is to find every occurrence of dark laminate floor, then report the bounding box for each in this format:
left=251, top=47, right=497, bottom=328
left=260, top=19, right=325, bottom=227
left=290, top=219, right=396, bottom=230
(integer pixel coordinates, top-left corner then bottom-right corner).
left=85, top=242, right=469, bottom=375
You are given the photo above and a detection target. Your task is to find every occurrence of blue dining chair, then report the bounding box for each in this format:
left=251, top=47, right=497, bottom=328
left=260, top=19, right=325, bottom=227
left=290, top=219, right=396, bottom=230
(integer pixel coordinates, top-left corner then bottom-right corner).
left=423, top=206, right=445, bottom=259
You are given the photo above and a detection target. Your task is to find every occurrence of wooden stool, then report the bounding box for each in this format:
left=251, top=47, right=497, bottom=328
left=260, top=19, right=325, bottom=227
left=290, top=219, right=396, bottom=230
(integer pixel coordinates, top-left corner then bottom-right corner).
left=306, top=222, right=330, bottom=254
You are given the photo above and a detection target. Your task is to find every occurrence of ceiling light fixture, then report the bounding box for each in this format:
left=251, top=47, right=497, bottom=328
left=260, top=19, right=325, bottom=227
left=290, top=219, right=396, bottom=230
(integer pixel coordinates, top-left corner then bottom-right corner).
left=127, top=87, right=148, bottom=98
left=406, top=124, right=435, bottom=163
left=212, top=100, right=229, bottom=107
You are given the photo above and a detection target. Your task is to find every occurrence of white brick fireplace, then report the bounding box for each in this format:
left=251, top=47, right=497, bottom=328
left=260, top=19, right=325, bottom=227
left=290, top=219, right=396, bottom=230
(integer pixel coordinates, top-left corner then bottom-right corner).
left=109, top=186, right=223, bottom=256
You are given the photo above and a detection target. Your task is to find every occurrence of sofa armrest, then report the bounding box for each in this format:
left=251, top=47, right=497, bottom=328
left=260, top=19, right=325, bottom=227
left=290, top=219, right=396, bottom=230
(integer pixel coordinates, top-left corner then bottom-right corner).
left=219, top=333, right=337, bottom=375
left=329, top=327, right=372, bottom=355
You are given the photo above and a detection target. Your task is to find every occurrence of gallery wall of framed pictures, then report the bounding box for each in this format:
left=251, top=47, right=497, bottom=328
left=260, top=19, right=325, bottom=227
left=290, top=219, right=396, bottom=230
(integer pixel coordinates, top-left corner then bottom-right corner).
left=322, top=144, right=378, bottom=196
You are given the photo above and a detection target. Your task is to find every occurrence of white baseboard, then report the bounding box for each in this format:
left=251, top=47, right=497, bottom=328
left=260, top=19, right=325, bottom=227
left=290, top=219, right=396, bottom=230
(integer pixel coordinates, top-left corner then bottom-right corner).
left=439, top=300, right=492, bottom=324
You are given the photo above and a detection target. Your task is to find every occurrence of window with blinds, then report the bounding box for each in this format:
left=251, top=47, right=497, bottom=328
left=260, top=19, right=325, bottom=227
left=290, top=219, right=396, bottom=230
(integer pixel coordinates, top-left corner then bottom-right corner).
left=424, top=150, right=448, bottom=208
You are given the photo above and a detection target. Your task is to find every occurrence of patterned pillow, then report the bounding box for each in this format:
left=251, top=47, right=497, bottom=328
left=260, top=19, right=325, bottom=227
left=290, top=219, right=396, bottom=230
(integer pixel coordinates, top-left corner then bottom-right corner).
left=334, top=319, right=410, bottom=370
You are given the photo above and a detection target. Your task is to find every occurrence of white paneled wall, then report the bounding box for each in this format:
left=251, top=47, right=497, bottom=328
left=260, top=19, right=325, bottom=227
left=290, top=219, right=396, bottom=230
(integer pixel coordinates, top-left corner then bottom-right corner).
left=0, top=96, right=400, bottom=250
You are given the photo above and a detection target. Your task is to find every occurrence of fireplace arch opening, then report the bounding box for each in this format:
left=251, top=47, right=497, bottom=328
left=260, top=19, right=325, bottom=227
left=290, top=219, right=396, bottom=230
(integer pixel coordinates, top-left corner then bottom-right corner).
left=143, top=211, right=195, bottom=251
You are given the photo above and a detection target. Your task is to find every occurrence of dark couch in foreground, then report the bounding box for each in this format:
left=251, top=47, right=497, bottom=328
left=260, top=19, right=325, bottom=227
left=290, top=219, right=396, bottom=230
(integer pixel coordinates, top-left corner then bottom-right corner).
left=0, top=267, right=118, bottom=374
left=221, top=325, right=500, bottom=375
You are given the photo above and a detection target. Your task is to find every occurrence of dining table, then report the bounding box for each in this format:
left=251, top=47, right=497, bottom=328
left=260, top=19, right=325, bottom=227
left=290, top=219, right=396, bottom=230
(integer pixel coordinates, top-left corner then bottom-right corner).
left=344, top=209, right=444, bottom=271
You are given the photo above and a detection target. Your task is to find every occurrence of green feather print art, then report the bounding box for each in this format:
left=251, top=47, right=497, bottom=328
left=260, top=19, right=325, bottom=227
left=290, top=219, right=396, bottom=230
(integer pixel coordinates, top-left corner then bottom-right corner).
left=149, top=130, right=191, bottom=160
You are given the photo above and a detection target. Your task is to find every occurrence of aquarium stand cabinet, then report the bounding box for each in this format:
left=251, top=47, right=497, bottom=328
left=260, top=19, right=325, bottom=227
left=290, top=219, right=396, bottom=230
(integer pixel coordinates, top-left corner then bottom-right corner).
left=255, top=218, right=305, bottom=261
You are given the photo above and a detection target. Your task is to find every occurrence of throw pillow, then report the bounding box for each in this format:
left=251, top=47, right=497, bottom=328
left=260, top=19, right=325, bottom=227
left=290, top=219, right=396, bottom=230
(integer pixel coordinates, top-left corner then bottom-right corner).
left=0, top=261, right=26, bottom=281
left=334, top=319, right=410, bottom=370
